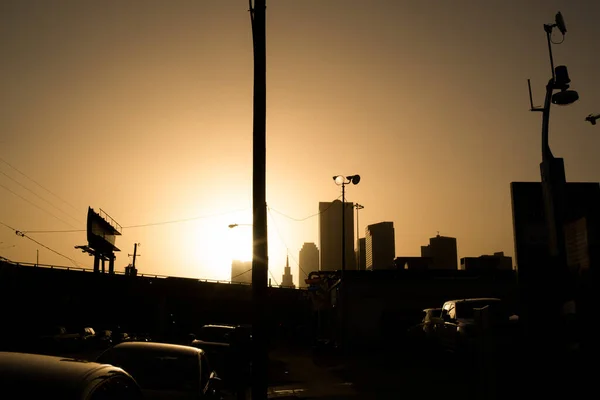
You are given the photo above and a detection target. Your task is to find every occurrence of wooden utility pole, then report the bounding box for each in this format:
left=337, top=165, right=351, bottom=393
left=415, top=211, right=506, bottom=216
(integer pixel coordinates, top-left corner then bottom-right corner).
left=250, top=1, right=268, bottom=399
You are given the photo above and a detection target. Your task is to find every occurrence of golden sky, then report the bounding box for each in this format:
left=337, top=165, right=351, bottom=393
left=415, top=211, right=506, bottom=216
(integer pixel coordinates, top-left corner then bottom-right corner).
left=1, top=1, right=599, bottom=286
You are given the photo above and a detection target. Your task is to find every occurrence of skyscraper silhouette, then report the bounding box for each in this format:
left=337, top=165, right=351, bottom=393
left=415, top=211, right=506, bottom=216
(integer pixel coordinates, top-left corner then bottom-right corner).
left=281, top=255, right=294, bottom=288
left=365, top=222, right=396, bottom=270
left=319, top=200, right=355, bottom=271
left=298, top=242, right=319, bottom=288
left=421, top=233, right=458, bottom=269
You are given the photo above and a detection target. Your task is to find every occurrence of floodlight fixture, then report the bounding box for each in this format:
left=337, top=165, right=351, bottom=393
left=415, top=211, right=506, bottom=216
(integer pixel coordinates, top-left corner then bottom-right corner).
left=552, top=90, right=579, bottom=106
left=585, top=114, right=600, bottom=125
left=555, top=12, right=567, bottom=35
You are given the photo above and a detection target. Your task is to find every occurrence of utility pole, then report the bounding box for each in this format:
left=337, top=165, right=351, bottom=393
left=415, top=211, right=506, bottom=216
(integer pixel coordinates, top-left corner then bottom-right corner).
left=354, top=204, right=364, bottom=270
left=127, top=243, right=140, bottom=276
left=250, top=1, right=268, bottom=399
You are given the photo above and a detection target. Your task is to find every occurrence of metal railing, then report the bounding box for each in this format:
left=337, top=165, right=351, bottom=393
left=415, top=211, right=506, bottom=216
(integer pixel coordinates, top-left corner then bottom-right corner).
left=0, top=259, right=306, bottom=289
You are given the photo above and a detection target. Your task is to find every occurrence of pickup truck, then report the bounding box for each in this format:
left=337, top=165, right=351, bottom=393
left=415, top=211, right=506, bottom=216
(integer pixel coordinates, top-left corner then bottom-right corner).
left=432, top=297, right=519, bottom=354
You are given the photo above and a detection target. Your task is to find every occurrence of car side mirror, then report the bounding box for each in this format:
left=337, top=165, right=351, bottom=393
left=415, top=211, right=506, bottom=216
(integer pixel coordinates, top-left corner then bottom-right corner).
left=206, top=376, right=223, bottom=396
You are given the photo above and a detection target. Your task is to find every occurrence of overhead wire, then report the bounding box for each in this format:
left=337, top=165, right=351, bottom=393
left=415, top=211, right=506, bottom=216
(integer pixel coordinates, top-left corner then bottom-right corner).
left=0, top=182, right=78, bottom=228
left=268, top=194, right=342, bottom=222
left=121, top=207, right=251, bottom=229
left=0, top=220, right=86, bottom=268
left=266, top=206, right=308, bottom=281
left=0, top=170, right=81, bottom=226
left=0, top=157, right=83, bottom=218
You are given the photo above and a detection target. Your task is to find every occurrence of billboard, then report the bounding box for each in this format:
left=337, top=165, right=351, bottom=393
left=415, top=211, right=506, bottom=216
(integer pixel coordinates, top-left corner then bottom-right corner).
left=86, top=207, right=122, bottom=254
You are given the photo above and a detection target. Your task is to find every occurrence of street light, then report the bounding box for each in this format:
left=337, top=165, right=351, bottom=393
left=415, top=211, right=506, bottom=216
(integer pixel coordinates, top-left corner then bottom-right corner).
left=354, top=204, right=364, bottom=270
left=526, top=10, right=578, bottom=356
left=332, top=175, right=360, bottom=275
left=527, top=11, right=578, bottom=260
left=332, top=174, right=360, bottom=352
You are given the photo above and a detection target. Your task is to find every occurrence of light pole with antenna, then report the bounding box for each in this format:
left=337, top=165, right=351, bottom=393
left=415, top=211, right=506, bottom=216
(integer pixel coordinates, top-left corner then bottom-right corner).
left=526, top=10, right=579, bottom=356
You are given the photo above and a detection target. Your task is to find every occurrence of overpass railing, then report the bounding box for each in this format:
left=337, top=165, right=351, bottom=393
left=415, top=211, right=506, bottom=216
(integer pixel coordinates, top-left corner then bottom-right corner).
left=0, top=259, right=306, bottom=289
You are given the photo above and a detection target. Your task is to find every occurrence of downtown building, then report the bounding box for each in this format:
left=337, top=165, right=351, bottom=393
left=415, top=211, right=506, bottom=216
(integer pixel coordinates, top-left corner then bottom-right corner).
left=281, top=255, right=295, bottom=288
left=298, top=242, right=319, bottom=288
left=319, top=200, right=356, bottom=271
left=421, top=233, right=458, bottom=269
left=231, top=260, right=252, bottom=284
left=365, top=222, right=396, bottom=270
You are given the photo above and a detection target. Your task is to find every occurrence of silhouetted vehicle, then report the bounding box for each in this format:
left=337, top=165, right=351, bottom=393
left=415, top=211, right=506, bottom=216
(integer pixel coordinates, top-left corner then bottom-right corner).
left=0, top=351, right=142, bottom=400
left=192, top=325, right=252, bottom=393
left=435, top=298, right=518, bottom=353
left=96, top=341, right=222, bottom=400
left=196, top=324, right=252, bottom=347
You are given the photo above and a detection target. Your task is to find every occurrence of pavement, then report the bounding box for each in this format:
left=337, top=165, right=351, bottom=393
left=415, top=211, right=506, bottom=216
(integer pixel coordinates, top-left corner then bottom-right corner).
left=266, top=348, right=357, bottom=399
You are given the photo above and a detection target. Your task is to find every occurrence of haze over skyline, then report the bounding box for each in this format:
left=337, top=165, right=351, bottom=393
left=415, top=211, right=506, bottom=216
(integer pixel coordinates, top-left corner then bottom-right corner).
left=1, top=1, right=599, bottom=286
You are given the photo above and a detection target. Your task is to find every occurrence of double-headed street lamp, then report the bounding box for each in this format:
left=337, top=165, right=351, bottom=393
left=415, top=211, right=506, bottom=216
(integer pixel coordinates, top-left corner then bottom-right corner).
left=332, top=174, right=360, bottom=352
left=333, top=175, right=360, bottom=276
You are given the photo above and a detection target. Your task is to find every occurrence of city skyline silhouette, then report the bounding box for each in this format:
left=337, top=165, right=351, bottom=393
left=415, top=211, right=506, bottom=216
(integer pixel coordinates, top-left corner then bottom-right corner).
left=1, top=1, right=599, bottom=286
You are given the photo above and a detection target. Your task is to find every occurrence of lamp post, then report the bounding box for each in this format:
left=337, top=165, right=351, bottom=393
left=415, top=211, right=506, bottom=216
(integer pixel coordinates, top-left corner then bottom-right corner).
left=527, top=11, right=578, bottom=357
left=333, top=175, right=361, bottom=276
left=354, top=204, right=364, bottom=270
left=332, top=174, right=360, bottom=351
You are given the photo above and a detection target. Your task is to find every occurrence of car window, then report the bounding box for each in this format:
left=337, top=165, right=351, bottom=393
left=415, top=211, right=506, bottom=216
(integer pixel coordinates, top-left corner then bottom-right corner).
left=104, top=350, right=200, bottom=392
left=89, top=376, right=142, bottom=400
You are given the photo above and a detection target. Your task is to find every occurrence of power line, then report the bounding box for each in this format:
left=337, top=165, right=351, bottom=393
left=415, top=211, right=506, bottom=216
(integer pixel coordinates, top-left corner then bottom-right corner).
left=122, top=207, right=251, bottom=229
left=268, top=195, right=342, bottom=222
left=22, top=229, right=85, bottom=234
left=266, top=206, right=308, bottom=280
left=0, top=170, right=82, bottom=225
left=0, top=221, right=85, bottom=268
left=0, top=183, right=78, bottom=228
left=0, top=157, right=82, bottom=216
left=230, top=266, right=252, bottom=281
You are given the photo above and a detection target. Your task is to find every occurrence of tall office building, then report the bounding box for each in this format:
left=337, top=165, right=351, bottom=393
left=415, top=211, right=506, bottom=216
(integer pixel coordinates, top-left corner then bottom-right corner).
left=356, top=237, right=366, bottom=271
left=298, top=242, right=319, bottom=288
left=281, top=255, right=295, bottom=288
left=421, top=233, right=458, bottom=269
left=231, top=260, right=252, bottom=284
left=365, top=222, right=396, bottom=270
left=319, top=200, right=355, bottom=271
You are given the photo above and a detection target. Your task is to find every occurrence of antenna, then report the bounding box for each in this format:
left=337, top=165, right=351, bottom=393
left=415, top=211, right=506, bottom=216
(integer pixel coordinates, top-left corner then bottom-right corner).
left=528, top=79, right=535, bottom=110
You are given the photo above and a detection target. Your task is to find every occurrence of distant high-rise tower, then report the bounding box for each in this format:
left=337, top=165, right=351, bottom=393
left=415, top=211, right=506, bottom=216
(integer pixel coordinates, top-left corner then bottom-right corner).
left=421, top=233, right=458, bottom=269
left=281, top=255, right=295, bottom=288
left=356, top=237, right=366, bottom=270
left=319, top=200, right=355, bottom=271
left=231, top=260, right=252, bottom=284
left=365, top=222, right=396, bottom=270
left=298, top=242, right=319, bottom=288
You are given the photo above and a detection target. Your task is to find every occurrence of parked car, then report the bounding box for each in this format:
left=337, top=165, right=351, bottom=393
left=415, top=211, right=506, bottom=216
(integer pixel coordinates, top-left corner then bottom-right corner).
left=0, top=351, right=143, bottom=400
left=192, top=324, right=252, bottom=389
left=435, top=297, right=518, bottom=353
left=195, top=324, right=252, bottom=348
left=96, top=341, right=222, bottom=399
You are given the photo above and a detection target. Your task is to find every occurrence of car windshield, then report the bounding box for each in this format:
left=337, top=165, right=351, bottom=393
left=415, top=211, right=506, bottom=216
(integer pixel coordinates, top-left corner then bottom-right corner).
left=455, top=300, right=507, bottom=320
left=197, top=327, right=234, bottom=344
left=98, top=349, right=199, bottom=392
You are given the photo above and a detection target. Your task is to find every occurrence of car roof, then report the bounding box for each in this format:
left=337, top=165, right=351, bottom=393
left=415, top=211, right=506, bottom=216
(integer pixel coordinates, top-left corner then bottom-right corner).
left=202, top=324, right=237, bottom=330
left=0, top=352, right=133, bottom=397
left=111, top=341, right=205, bottom=356
left=444, top=297, right=502, bottom=304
